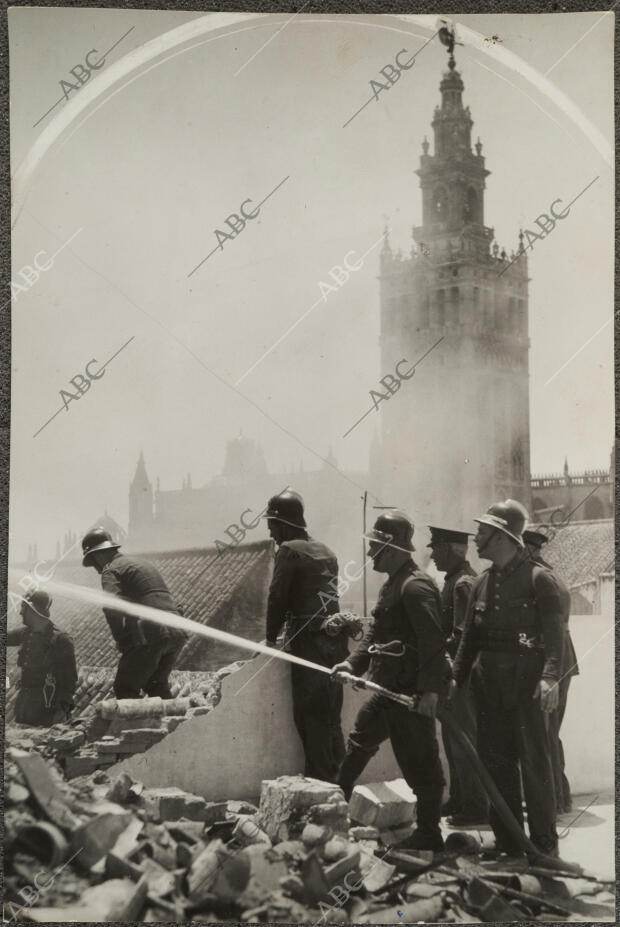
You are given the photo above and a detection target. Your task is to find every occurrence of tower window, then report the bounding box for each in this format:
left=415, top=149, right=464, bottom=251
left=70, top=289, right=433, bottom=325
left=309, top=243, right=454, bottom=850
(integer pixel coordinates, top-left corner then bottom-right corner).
left=464, top=187, right=479, bottom=223
left=432, top=185, right=448, bottom=221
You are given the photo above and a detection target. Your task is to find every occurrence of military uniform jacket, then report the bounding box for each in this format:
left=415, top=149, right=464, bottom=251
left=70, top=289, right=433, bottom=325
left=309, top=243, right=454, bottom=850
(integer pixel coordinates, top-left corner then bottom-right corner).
left=266, top=536, right=340, bottom=643
left=101, top=554, right=187, bottom=652
left=348, top=560, right=449, bottom=695
left=453, top=551, right=564, bottom=707
left=440, top=560, right=477, bottom=655
left=7, top=623, right=77, bottom=713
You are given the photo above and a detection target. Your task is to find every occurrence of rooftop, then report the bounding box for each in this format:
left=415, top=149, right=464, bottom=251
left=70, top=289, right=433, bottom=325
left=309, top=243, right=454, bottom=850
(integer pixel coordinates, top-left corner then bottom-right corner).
left=7, top=540, right=273, bottom=673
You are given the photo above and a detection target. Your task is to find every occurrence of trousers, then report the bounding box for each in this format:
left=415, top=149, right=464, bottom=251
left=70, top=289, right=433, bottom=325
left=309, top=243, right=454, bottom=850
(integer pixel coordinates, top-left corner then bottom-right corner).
left=114, top=637, right=185, bottom=699
left=545, top=675, right=572, bottom=812
left=289, top=631, right=348, bottom=783
left=338, top=693, right=445, bottom=834
left=472, top=654, right=558, bottom=854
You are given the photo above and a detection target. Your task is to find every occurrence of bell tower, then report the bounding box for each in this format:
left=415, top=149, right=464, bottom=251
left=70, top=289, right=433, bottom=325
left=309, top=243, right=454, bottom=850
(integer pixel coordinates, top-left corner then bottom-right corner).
left=378, top=42, right=531, bottom=529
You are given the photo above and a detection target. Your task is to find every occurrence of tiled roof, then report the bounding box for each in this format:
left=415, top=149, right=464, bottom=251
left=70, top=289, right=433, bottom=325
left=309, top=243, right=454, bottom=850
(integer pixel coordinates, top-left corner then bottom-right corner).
left=7, top=540, right=273, bottom=672
left=531, top=519, right=614, bottom=588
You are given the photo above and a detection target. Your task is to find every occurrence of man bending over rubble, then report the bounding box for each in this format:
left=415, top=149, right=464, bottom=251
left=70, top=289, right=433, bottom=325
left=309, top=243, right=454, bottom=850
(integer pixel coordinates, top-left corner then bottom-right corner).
left=332, top=511, right=450, bottom=852
left=81, top=527, right=187, bottom=700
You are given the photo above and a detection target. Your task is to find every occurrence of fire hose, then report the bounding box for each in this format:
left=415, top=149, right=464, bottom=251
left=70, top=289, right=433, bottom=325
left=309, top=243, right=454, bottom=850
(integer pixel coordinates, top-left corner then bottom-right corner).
left=19, top=577, right=583, bottom=875
left=335, top=670, right=583, bottom=875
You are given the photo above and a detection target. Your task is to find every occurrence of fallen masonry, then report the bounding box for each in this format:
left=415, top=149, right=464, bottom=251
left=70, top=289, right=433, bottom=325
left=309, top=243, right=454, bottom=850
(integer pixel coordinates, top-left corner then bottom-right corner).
left=3, top=739, right=616, bottom=923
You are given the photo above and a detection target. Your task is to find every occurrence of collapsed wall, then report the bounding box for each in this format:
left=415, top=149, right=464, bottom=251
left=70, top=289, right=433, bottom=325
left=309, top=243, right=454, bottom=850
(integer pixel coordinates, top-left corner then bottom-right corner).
left=113, top=655, right=402, bottom=800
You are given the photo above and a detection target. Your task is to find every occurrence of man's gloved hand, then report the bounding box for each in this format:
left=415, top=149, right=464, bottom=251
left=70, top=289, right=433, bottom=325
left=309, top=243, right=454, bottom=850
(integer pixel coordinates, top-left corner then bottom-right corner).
left=331, top=660, right=353, bottom=675
left=331, top=660, right=363, bottom=689
left=534, top=677, right=559, bottom=712
left=417, top=691, right=439, bottom=719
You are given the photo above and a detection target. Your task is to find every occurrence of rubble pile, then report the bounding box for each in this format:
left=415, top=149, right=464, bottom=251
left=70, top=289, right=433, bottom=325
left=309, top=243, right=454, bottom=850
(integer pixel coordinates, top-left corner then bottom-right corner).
left=4, top=752, right=616, bottom=923
left=6, top=670, right=229, bottom=781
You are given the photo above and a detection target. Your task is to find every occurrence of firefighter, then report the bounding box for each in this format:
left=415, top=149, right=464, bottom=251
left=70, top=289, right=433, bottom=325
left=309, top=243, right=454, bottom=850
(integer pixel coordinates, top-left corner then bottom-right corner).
left=81, top=527, right=187, bottom=699
left=454, top=501, right=564, bottom=856
left=428, top=525, right=488, bottom=827
left=332, top=511, right=449, bottom=851
left=7, top=589, right=77, bottom=726
left=264, top=490, right=349, bottom=783
left=523, top=528, right=578, bottom=813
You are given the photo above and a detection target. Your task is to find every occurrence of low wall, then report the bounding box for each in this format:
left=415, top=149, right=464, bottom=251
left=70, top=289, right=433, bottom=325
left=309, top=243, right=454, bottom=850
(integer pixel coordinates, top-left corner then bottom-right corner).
left=114, top=613, right=614, bottom=800
left=115, top=655, right=402, bottom=800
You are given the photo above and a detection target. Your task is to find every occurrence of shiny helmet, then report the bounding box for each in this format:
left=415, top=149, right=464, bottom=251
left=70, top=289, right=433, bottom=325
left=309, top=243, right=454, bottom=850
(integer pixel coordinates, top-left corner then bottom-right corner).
left=365, top=510, right=415, bottom=552
left=81, top=526, right=121, bottom=566
left=474, top=500, right=528, bottom=547
left=262, top=490, right=307, bottom=529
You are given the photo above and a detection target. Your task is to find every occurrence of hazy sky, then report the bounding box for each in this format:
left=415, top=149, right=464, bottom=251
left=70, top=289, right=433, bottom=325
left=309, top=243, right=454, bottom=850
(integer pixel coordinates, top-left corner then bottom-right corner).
left=8, top=9, right=614, bottom=559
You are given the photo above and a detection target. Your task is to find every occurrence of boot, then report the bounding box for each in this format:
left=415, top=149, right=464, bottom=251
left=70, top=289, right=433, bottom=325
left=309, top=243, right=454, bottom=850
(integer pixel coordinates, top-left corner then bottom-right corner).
left=404, top=785, right=444, bottom=853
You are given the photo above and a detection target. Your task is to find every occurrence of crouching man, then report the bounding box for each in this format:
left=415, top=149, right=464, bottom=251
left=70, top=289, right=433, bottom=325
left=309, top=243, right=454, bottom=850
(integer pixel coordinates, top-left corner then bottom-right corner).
left=332, top=511, right=449, bottom=851
left=8, top=589, right=77, bottom=726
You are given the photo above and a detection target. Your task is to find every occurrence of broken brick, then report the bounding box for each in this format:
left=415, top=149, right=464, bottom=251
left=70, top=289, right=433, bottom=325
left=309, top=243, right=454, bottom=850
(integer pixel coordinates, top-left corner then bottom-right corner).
left=71, top=802, right=135, bottom=869
left=349, top=779, right=415, bottom=829
left=258, top=776, right=345, bottom=842
left=139, top=787, right=209, bottom=823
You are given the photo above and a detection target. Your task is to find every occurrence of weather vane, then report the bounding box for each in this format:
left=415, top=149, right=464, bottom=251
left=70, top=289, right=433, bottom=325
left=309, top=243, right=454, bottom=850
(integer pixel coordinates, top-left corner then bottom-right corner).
left=438, top=21, right=463, bottom=68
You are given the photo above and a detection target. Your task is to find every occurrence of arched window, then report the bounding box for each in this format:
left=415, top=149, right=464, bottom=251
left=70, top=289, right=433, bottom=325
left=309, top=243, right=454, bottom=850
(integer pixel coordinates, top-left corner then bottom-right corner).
left=584, top=495, right=605, bottom=520
left=432, top=185, right=448, bottom=222
left=464, top=186, right=479, bottom=223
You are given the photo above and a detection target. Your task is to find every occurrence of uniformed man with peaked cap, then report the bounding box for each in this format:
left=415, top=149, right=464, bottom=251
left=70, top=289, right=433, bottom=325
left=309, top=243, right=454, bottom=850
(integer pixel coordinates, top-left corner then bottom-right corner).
left=523, top=528, right=579, bottom=813
left=428, top=524, right=488, bottom=826
left=332, top=511, right=449, bottom=851
left=454, top=500, right=564, bottom=856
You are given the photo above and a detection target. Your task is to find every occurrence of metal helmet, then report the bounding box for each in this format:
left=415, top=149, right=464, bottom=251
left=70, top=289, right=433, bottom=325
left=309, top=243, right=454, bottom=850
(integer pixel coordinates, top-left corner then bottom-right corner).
left=474, top=499, right=528, bottom=547
left=365, top=510, right=415, bottom=552
left=82, top=526, right=121, bottom=565
left=262, top=490, right=307, bottom=529
left=22, top=588, right=52, bottom=618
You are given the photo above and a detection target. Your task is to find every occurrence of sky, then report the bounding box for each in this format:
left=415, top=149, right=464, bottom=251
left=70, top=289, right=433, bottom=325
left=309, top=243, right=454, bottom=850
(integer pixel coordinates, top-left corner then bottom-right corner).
left=8, top=9, right=614, bottom=560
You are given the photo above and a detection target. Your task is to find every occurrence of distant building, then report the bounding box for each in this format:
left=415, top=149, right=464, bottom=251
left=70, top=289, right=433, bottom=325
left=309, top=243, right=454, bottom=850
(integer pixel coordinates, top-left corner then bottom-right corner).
left=127, top=438, right=368, bottom=565
left=531, top=456, right=613, bottom=522
left=376, top=46, right=531, bottom=527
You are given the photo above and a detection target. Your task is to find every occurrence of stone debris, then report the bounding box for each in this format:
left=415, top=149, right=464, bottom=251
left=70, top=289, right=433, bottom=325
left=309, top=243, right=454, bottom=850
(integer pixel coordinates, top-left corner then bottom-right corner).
left=3, top=736, right=616, bottom=923
left=348, top=778, right=415, bottom=829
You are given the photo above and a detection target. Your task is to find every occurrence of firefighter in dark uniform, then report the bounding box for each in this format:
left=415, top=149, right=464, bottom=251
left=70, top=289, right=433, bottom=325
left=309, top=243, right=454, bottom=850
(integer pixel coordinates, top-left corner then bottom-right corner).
left=264, top=490, right=350, bottom=783
left=428, top=525, right=488, bottom=827
left=523, top=528, right=579, bottom=813
left=454, top=501, right=564, bottom=856
left=82, top=527, right=188, bottom=700
left=8, top=589, right=77, bottom=726
left=332, top=512, right=449, bottom=851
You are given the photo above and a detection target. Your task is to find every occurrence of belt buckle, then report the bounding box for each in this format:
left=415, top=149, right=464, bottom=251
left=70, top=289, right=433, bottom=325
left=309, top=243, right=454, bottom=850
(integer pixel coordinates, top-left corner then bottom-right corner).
left=518, top=632, right=536, bottom=650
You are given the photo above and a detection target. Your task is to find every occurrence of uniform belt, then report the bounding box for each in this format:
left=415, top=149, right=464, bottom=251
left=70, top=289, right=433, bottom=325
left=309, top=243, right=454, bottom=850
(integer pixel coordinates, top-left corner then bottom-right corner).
left=481, top=635, right=543, bottom=654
